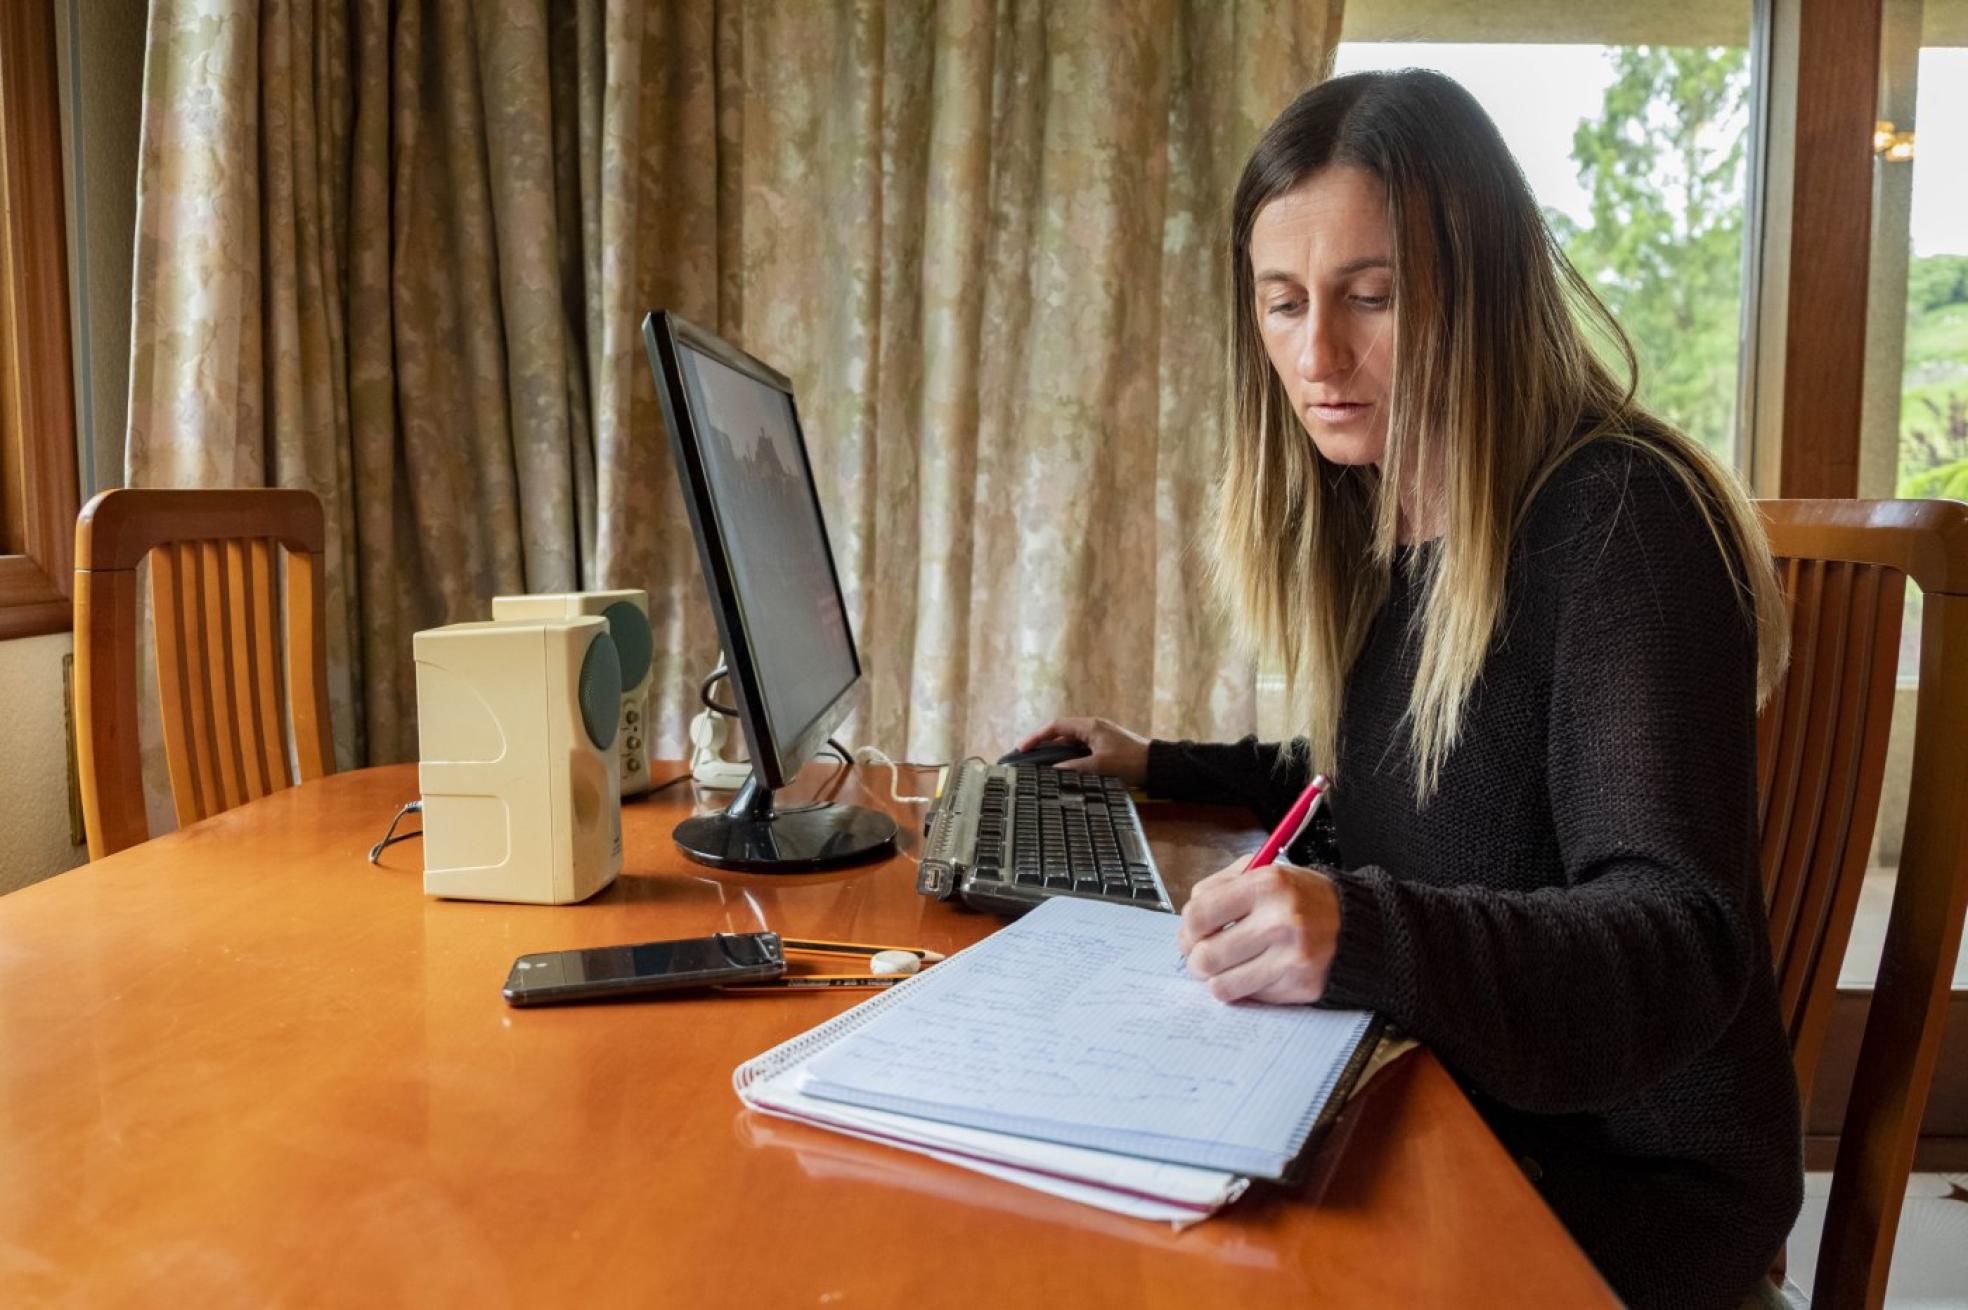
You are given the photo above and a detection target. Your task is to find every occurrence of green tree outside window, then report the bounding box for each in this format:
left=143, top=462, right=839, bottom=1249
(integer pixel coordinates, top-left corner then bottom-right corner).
left=1555, top=46, right=1968, bottom=492
left=1900, top=252, right=1968, bottom=498
left=1552, top=46, right=1750, bottom=459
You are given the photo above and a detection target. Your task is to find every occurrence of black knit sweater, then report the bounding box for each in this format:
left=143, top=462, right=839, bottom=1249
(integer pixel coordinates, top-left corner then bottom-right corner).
left=1147, top=441, right=1803, bottom=1309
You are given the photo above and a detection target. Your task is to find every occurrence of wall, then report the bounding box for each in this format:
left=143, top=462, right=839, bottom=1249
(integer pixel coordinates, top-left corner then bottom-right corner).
left=0, top=633, right=85, bottom=892
left=0, top=0, right=148, bottom=897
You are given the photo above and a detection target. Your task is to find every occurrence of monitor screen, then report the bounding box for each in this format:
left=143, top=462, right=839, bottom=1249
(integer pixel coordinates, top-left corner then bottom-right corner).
left=663, top=326, right=859, bottom=781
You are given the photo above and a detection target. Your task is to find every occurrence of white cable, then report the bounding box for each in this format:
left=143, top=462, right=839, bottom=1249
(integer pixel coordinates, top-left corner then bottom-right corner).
left=852, top=746, right=936, bottom=804
left=689, top=706, right=936, bottom=804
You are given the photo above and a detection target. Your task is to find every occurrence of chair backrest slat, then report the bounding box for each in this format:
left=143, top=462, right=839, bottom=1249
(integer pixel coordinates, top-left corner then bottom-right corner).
left=1758, top=498, right=1968, bottom=1310
left=1794, top=566, right=1881, bottom=1070
left=74, top=488, right=336, bottom=858
left=248, top=538, right=291, bottom=794
left=1760, top=556, right=1903, bottom=1100
left=1759, top=557, right=1818, bottom=897
left=223, top=539, right=268, bottom=801
left=198, top=538, right=251, bottom=815
left=287, top=545, right=334, bottom=780
left=151, top=541, right=217, bottom=826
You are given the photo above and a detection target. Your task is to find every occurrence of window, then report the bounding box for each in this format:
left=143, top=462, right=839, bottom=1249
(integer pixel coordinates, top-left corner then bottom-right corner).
left=1888, top=45, right=1968, bottom=682
left=1257, top=9, right=1764, bottom=740
left=1896, top=52, right=1968, bottom=508
left=1334, top=32, right=1759, bottom=467
left=1856, top=18, right=1967, bottom=909
left=0, top=4, right=80, bottom=640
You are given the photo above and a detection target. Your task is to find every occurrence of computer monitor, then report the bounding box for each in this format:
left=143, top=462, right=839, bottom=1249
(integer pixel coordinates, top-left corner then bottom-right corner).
left=642, top=310, right=898, bottom=873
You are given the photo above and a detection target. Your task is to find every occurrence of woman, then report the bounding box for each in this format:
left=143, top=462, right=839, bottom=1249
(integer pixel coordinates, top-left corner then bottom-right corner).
left=1019, top=71, right=1803, bottom=1309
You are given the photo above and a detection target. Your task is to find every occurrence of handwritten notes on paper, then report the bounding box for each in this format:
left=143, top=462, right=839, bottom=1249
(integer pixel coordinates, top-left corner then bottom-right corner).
left=795, top=897, right=1374, bottom=1175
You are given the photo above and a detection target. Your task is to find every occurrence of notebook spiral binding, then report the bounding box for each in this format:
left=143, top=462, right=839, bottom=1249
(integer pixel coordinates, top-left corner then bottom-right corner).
left=1271, top=1014, right=1386, bottom=1182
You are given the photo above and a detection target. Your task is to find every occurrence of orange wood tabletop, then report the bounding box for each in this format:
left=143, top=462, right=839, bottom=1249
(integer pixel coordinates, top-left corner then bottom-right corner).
left=0, top=762, right=1616, bottom=1308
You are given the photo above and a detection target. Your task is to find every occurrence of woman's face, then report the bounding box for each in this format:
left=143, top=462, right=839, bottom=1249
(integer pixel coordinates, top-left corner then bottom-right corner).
left=1249, top=165, right=1395, bottom=468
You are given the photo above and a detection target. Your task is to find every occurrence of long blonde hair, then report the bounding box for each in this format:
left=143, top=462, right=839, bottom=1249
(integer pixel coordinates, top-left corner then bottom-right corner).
left=1216, top=70, right=1788, bottom=802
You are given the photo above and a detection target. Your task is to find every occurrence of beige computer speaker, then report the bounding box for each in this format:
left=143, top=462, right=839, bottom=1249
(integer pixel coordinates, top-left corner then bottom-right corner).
left=491, top=590, right=655, bottom=795
left=414, top=616, right=623, bottom=904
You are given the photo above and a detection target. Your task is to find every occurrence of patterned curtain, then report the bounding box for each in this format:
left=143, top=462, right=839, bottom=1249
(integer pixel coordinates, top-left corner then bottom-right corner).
left=127, top=0, right=1342, bottom=802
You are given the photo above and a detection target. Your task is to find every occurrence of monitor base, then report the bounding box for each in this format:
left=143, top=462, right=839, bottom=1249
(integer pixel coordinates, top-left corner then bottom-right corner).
left=673, top=776, right=897, bottom=873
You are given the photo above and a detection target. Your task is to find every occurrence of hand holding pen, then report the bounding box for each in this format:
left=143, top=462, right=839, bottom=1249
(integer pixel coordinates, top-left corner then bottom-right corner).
left=1247, top=773, right=1331, bottom=872
left=1177, top=774, right=1342, bottom=1005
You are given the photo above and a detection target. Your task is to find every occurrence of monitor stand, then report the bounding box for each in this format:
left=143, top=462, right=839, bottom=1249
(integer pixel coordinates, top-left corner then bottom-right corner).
left=673, top=775, right=898, bottom=873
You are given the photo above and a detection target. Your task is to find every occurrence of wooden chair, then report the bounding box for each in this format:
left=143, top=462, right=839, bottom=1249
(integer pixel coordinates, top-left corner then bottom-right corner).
left=1756, top=498, right=1968, bottom=1309
left=73, top=488, right=336, bottom=859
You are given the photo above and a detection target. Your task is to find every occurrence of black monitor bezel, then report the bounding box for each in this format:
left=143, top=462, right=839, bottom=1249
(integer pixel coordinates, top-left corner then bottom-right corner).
left=642, top=310, right=864, bottom=792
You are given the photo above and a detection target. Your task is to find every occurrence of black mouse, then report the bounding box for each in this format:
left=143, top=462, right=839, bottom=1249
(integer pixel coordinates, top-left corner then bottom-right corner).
left=997, top=741, right=1092, bottom=768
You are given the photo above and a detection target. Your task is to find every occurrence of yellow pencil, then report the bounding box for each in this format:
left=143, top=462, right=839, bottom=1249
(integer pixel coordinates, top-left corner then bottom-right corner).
left=719, top=974, right=901, bottom=992
left=779, top=937, right=946, bottom=964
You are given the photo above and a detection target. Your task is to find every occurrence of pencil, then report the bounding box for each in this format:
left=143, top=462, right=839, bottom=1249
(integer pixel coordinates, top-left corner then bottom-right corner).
left=719, top=975, right=901, bottom=992
left=780, top=938, right=946, bottom=964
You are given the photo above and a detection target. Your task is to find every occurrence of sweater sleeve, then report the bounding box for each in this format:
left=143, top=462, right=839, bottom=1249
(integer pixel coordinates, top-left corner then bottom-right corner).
left=1144, top=735, right=1311, bottom=827
left=1319, top=458, right=1766, bottom=1114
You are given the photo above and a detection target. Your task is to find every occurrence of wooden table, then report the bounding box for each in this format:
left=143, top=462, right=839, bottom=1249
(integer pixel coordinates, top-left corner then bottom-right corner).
left=0, top=763, right=1616, bottom=1307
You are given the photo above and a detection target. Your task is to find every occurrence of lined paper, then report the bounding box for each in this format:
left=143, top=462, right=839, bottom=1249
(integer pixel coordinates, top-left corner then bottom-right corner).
left=795, top=896, right=1375, bottom=1178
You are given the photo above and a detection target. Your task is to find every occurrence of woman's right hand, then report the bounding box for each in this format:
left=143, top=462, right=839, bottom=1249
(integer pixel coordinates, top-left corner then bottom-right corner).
left=1014, top=716, right=1151, bottom=788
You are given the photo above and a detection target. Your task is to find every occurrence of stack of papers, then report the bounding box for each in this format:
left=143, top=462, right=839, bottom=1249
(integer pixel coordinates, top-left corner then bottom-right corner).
left=733, top=896, right=1378, bottom=1224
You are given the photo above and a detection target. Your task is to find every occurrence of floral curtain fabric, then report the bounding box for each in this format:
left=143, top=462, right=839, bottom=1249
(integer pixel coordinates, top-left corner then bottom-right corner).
left=127, top=0, right=1341, bottom=798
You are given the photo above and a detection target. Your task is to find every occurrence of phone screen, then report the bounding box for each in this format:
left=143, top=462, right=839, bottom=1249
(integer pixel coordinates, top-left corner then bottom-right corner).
left=567, top=934, right=775, bottom=981
left=503, top=932, right=784, bottom=1005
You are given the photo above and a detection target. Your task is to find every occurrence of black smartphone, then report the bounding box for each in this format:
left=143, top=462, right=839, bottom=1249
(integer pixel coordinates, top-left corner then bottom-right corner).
left=502, top=931, right=785, bottom=1006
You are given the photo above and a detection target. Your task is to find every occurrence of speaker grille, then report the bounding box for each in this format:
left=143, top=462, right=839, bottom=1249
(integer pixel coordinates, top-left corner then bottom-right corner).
left=578, top=632, right=623, bottom=752
left=601, top=600, right=653, bottom=688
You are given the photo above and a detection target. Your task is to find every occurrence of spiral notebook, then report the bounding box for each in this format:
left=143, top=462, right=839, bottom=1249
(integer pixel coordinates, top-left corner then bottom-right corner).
left=734, top=895, right=1379, bottom=1196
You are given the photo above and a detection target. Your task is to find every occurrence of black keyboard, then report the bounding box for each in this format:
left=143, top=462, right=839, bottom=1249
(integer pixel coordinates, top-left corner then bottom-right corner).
left=917, top=760, right=1171, bottom=915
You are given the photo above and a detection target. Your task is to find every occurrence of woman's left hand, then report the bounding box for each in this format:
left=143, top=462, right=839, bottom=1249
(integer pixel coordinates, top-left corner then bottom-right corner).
left=1178, top=857, right=1342, bottom=1004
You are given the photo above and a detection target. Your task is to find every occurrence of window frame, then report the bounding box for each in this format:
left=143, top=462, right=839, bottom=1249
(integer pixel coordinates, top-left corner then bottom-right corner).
left=1738, top=0, right=1889, bottom=500
left=0, top=1, right=79, bottom=642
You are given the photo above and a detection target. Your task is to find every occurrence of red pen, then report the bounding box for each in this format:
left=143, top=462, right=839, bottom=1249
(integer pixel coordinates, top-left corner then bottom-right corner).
left=1247, top=773, right=1331, bottom=871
